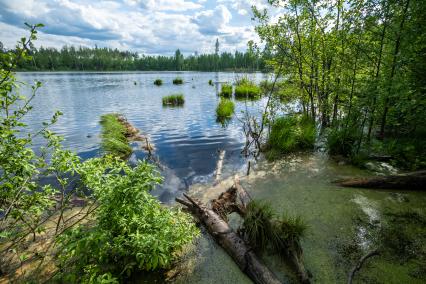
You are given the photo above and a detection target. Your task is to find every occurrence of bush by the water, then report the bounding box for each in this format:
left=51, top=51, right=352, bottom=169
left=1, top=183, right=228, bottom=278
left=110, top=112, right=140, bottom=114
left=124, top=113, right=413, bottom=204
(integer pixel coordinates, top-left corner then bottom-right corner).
left=220, top=83, right=232, bottom=98
left=173, top=77, right=183, bottom=84
left=234, top=78, right=261, bottom=100
left=154, top=79, right=163, bottom=86
left=267, top=115, right=315, bottom=156
left=216, top=99, right=235, bottom=121
left=100, top=114, right=132, bottom=159
left=162, top=94, right=185, bottom=106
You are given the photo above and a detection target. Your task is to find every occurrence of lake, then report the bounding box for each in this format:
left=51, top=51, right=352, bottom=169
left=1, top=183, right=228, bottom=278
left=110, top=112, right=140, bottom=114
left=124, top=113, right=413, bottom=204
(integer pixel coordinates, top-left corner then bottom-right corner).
left=17, top=71, right=269, bottom=203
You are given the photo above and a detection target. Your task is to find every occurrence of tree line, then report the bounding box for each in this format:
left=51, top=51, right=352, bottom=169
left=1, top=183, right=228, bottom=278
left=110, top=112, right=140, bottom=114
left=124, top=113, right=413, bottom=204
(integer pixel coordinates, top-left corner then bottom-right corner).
left=0, top=43, right=269, bottom=72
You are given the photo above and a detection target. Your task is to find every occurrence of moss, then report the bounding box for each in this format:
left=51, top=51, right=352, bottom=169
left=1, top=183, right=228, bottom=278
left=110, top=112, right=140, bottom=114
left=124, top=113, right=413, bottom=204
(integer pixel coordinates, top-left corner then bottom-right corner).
left=162, top=94, right=185, bottom=106
left=220, top=84, right=232, bottom=98
left=99, top=114, right=132, bottom=159
left=154, top=79, right=163, bottom=86
left=216, top=99, right=235, bottom=121
left=173, top=77, right=183, bottom=85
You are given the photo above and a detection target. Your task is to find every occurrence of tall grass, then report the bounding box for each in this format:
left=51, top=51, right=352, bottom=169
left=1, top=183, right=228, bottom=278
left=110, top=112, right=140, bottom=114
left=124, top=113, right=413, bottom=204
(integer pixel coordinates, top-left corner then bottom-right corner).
left=154, top=79, right=163, bottom=86
left=216, top=99, right=235, bottom=121
left=100, top=114, right=132, bottom=159
left=267, top=115, right=315, bottom=156
left=234, top=77, right=261, bottom=100
left=220, top=83, right=232, bottom=98
left=173, top=77, right=183, bottom=85
left=162, top=93, right=185, bottom=106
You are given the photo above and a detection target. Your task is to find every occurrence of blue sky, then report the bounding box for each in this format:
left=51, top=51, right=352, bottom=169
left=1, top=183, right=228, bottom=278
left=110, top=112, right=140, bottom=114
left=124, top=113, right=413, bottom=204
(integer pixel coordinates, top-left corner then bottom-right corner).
left=0, top=0, right=276, bottom=55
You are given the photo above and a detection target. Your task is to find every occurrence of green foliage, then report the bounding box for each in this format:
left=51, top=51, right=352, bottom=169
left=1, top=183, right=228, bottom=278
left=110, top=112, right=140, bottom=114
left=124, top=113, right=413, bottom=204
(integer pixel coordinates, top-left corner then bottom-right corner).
left=271, top=214, right=307, bottom=255
left=267, top=115, right=315, bottom=156
left=172, top=77, right=183, bottom=85
left=208, top=79, right=213, bottom=86
left=216, top=99, right=235, bottom=121
left=326, top=127, right=360, bottom=157
left=99, top=114, right=132, bottom=159
left=154, top=79, right=163, bottom=86
left=234, top=84, right=261, bottom=100
left=220, top=83, right=232, bottom=98
left=243, top=200, right=274, bottom=251
left=55, top=158, right=199, bottom=282
left=162, top=94, right=185, bottom=106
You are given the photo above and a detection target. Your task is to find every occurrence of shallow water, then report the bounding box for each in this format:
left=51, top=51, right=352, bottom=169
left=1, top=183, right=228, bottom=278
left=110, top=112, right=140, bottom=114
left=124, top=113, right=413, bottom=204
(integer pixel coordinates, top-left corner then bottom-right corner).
left=182, top=153, right=426, bottom=283
left=18, top=71, right=268, bottom=202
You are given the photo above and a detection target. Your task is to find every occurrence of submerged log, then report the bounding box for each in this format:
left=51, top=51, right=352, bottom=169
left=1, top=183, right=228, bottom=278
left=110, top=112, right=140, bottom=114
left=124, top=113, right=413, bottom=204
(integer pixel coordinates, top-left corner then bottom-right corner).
left=214, top=150, right=226, bottom=183
left=176, top=193, right=282, bottom=284
left=335, top=170, right=426, bottom=190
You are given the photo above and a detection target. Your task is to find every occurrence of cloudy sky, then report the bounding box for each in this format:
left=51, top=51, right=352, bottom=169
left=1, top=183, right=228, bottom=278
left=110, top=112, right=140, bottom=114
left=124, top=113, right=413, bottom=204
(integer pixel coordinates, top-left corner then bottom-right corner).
left=0, top=0, right=275, bottom=55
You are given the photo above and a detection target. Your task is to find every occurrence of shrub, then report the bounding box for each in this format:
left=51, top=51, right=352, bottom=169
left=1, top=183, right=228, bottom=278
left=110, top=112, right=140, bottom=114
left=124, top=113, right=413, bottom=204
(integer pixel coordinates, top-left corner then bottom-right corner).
left=154, top=79, right=163, bottom=86
left=173, top=77, right=183, bottom=84
left=162, top=94, right=185, bottom=106
left=220, top=83, right=232, bottom=98
left=56, top=159, right=199, bottom=282
left=216, top=99, right=235, bottom=121
left=267, top=115, right=315, bottom=155
left=234, top=84, right=261, bottom=100
left=326, top=126, right=360, bottom=157
left=100, top=114, right=132, bottom=159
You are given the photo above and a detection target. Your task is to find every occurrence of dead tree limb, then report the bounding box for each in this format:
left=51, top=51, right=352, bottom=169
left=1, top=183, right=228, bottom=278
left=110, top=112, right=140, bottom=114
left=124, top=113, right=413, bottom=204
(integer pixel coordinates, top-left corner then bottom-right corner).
left=335, top=171, right=426, bottom=190
left=176, top=194, right=282, bottom=284
left=347, top=249, right=379, bottom=284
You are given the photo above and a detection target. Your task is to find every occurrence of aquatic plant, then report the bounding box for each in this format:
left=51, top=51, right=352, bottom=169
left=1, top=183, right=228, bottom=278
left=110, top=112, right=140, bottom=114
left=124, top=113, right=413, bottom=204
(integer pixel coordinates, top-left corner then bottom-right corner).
left=267, top=115, right=315, bottom=156
left=173, top=77, right=184, bottom=84
left=216, top=99, right=235, bottom=121
left=220, top=83, right=232, bottom=98
left=100, top=114, right=132, bottom=159
left=271, top=214, right=307, bottom=255
left=162, top=94, right=185, bottom=106
left=234, top=83, right=261, bottom=100
left=242, top=200, right=275, bottom=251
left=154, top=79, right=163, bottom=86
left=209, top=79, right=213, bottom=86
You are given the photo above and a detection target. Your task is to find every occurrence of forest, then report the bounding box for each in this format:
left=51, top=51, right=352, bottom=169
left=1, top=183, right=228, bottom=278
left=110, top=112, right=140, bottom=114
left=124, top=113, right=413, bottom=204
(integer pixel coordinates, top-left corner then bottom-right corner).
left=2, top=44, right=268, bottom=72
left=1, top=0, right=426, bottom=283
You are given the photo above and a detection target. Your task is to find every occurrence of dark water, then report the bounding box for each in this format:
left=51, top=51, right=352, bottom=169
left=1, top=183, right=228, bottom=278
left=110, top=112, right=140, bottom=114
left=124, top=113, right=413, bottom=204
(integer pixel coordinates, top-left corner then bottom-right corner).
left=18, top=71, right=269, bottom=202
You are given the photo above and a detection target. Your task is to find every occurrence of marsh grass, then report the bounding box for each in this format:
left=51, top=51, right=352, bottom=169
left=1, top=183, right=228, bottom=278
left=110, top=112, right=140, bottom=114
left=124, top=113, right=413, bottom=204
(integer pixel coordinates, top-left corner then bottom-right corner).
left=216, top=99, right=235, bottom=121
left=162, top=94, right=185, bottom=106
left=267, top=115, right=315, bottom=157
left=154, top=79, right=163, bottom=86
left=234, top=77, right=261, bottom=100
left=220, top=83, right=232, bottom=98
left=209, top=79, right=213, bottom=86
left=173, top=77, right=184, bottom=85
left=100, top=114, right=132, bottom=159
left=243, top=200, right=274, bottom=251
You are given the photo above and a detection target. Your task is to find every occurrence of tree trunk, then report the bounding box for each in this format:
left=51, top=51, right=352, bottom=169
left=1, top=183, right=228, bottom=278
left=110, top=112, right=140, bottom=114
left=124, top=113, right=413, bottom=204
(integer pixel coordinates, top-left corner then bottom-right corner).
left=176, top=193, right=282, bottom=284
left=334, top=171, right=426, bottom=190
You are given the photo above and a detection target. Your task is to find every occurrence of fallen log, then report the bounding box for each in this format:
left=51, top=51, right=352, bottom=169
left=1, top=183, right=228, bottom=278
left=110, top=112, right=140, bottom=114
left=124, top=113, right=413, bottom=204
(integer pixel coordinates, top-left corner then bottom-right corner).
left=334, top=170, right=426, bottom=190
left=176, top=193, right=282, bottom=284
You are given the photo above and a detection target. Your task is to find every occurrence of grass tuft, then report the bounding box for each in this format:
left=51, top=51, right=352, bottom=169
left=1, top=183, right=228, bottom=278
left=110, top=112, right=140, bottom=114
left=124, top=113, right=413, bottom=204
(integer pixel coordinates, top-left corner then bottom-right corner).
left=162, top=93, right=185, bottom=106
left=173, top=77, right=183, bottom=85
left=154, top=79, right=163, bottom=86
left=99, top=114, right=132, bottom=159
left=234, top=78, right=261, bottom=100
left=216, top=99, right=235, bottom=121
left=243, top=200, right=275, bottom=251
left=209, top=79, right=213, bottom=86
left=220, top=83, right=232, bottom=98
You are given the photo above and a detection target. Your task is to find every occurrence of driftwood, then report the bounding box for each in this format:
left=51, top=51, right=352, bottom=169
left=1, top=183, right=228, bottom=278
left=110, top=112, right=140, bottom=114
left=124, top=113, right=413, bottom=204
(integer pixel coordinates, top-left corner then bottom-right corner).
left=335, top=170, right=426, bottom=190
left=347, top=249, right=379, bottom=284
left=176, top=193, right=282, bottom=284
left=178, top=178, right=310, bottom=283
left=214, top=150, right=226, bottom=183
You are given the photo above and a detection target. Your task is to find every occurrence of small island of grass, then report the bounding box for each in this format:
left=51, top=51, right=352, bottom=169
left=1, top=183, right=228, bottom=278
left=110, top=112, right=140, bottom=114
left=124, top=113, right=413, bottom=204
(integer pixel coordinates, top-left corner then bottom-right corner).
left=154, top=79, right=163, bottom=86
left=173, top=77, right=183, bottom=85
left=100, top=114, right=132, bottom=159
left=220, top=83, right=232, bottom=98
left=162, top=94, right=185, bottom=106
left=216, top=98, right=235, bottom=121
left=234, top=78, right=261, bottom=100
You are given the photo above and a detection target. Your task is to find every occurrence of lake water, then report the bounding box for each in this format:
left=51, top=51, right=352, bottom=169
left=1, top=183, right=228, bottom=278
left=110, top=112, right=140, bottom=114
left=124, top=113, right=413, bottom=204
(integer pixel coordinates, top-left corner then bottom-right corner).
left=17, top=71, right=269, bottom=202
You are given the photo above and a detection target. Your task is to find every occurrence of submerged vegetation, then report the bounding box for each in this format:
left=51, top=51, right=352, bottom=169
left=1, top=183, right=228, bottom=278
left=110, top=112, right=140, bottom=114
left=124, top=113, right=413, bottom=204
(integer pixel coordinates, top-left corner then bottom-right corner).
left=220, top=83, right=232, bottom=98
left=154, top=78, right=163, bottom=86
left=100, top=114, right=132, bottom=159
left=172, top=77, right=183, bottom=85
left=162, top=93, right=185, bottom=106
left=216, top=99, right=235, bottom=122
